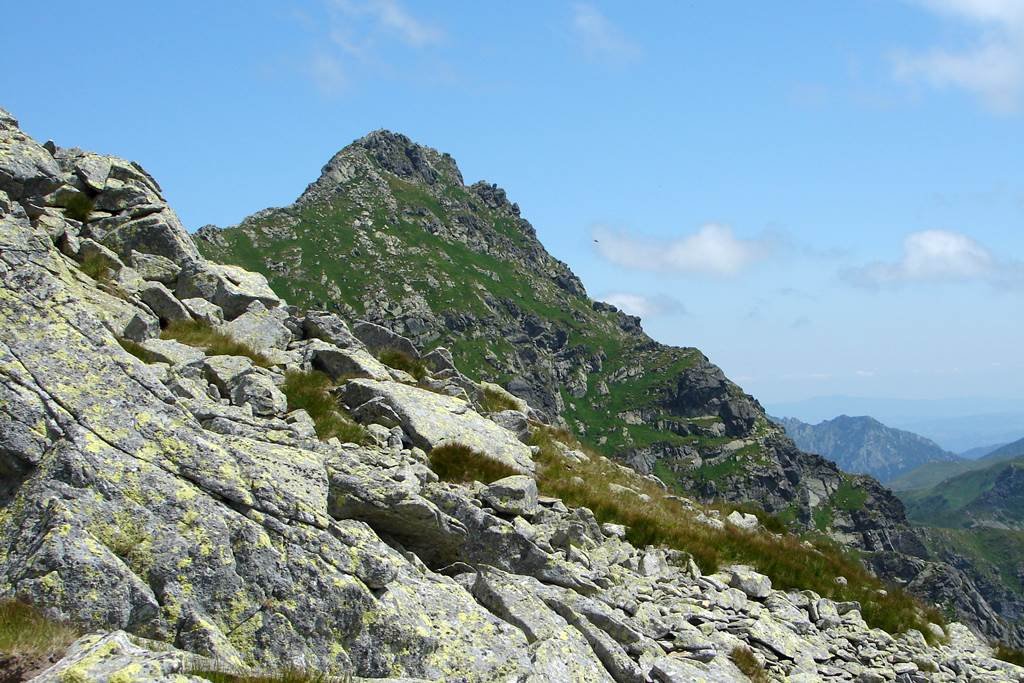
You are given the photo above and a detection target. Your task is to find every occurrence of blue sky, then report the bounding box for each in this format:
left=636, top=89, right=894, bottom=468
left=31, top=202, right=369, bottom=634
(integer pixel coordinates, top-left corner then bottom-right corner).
left=3, top=0, right=1022, bottom=407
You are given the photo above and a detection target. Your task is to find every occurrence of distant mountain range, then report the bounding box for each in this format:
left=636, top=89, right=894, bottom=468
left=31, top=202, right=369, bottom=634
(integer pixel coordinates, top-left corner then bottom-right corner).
left=889, top=435, right=1024, bottom=492
left=775, top=415, right=960, bottom=483
left=767, top=396, right=1024, bottom=453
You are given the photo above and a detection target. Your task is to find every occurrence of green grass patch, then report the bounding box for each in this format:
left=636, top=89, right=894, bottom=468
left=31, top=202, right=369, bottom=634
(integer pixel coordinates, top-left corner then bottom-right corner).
left=79, top=252, right=112, bottom=283
left=528, top=427, right=946, bottom=640
left=187, top=664, right=335, bottom=683
left=428, top=443, right=520, bottom=484
left=378, top=350, right=428, bottom=380
left=161, top=319, right=272, bottom=368
left=832, top=478, right=869, bottom=511
left=282, top=370, right=367, bottom=444
left=64, top=192, right=94, bottom=222
left=729, top=646, right=769, bottom=683
left=995, top=644, right=1024, bottom=667
left=0, top=599, right=78, bottom=659
left=116, top=337, right=160, bottom=364
left=478, top=385, right=521, bottom=413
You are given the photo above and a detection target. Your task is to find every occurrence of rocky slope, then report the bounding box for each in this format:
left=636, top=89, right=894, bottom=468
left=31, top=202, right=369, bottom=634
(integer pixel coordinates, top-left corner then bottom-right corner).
left=195, top=130, right=913, bottom=550
left=776, top=415, right=961, bottom=483
left=2, top=107, right=1023, bottom=680
left=191, top=128, right=1024, bottom=652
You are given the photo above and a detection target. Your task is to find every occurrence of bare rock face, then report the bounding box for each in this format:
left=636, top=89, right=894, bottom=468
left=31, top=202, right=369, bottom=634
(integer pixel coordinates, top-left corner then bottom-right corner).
left=2, top=109, right=1023, bottom=681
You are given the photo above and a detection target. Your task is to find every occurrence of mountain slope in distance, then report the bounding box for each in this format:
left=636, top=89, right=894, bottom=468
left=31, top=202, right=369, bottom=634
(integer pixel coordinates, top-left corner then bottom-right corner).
left=776, top=414, right=960, bottom=483
left=890, top=435, right=1024, bottom=492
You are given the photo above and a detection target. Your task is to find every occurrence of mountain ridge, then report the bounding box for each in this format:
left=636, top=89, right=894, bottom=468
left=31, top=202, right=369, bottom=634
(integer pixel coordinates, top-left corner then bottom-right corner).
left=776, top=414, right=961, bottom=483
left=6, top=106, right=1022, bottom=678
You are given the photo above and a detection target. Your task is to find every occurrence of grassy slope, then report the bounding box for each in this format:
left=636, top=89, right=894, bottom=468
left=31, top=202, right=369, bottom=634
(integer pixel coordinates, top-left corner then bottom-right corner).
left=891, top=436, right=1024, bottom=492
left=900, top=457, right=1024, bottom=527
left=198, top=158, right=727, bottom=464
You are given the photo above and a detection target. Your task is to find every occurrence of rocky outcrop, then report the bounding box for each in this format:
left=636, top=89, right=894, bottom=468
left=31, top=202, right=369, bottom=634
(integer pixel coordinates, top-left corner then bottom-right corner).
left=3, top=108, right=1023, bottom=680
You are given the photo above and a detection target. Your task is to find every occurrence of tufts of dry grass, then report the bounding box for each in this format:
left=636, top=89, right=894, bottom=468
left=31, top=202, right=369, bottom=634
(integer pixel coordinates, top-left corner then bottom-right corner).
left=478, top=385, right=521, bottom=413
left=161, top=319, right=272, bottom=368
left=428, top=443, right=520, bottom=484
left=282, top=370, right=368, bottom=444
left=995, top=644, right=1024, bottom=667
left=187, top=664, right=339, bottom=683
left=116, top=337, right=160, bottom=364
left=730, top=646, right=769, bottom=682
left=526, top=426, right=947, bottom=641
left=0, top=599, right=78, bottom=659
left=378, top=350, right=428, bottom=381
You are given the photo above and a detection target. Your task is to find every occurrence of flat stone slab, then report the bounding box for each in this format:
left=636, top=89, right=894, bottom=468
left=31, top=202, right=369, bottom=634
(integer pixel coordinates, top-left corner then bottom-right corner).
left=342, top=378, right=534, bottom=474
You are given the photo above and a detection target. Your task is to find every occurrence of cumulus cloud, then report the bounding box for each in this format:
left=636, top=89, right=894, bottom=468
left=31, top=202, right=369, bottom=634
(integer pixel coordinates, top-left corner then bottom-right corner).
left=602, top=292, right=687, bottom=318
left=593, top=224, right=772, bottom=277
left=842, top=229, right=1023, bottom=288
left=571, top=3, right=640, bottom=64
left=895, top=0, right=1024, bottom=112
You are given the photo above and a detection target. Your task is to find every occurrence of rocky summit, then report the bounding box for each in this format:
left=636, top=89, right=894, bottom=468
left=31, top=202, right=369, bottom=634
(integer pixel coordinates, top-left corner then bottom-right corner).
left=1, top=106, right=1023, bottom=682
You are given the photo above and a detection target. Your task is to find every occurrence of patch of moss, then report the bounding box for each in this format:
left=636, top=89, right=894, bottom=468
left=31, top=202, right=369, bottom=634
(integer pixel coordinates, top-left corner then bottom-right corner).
left=64, top=192, right=94, bottom=222
left=116, top=337, right=159, bottom=364
left=378, top=350, right=428, bottom=381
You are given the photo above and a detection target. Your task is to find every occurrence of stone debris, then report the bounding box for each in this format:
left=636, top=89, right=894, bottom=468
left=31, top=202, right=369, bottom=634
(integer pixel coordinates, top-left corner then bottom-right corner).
left=1, top=107, right=1022, bottom=682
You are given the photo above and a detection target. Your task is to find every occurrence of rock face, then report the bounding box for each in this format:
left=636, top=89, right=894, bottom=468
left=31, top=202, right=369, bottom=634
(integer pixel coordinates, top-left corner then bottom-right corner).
left=187, top=126, right=1024, bottom=650
left=777, top=415, right=962, bottom=483
left=2, top=109, right=1024, bottom=680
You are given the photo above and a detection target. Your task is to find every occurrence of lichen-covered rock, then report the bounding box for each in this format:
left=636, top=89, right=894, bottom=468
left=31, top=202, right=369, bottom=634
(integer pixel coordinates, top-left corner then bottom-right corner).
left=176, top=263, right=281, bottom=320
left=482, top=475, right=539, bottom=517
left=3, top=109, right=1024, bottom=683
left=352, top=319, right=420, bottom=358
left=31, top=631, right=207, bottom=683
left=341, top=378, right=535, bottom=473
left=219, top=301, right=291, bottom=350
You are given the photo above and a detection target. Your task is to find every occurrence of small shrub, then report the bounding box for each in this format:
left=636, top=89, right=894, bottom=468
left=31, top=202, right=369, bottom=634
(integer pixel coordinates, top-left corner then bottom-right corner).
left=116, top=337, right=159, bottom=364
left=995, top=644, right=1024, bottom=667
left=429, top=443, right=520, bottom=484
left=282, top=370, right=368, bottom=444
left=378, top=350, right=428, bottom=381
left=79, top=252, right=112, bottom=283
left=478, top=385, right=520, bottom=413
left=730, top=646, right=769, bottom=683
left=162, top=319, right=272, bottom=368
left=64, top=192, right=94, bottom=222
left=0, top=599, right=78, bottom=659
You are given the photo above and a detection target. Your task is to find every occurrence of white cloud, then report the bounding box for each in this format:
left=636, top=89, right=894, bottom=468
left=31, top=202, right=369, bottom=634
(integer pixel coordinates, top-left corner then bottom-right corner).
left=332, top=0, right=443, bottom=47
left=593, top=224, right=772, bottom=277
left=309, top=52, right=347, bottom=95
left=602, top=292, right=686, bottom=318
left=895, top=0, right=1024, bottom=112
left=842, top=229, right=1023, bottom=288
left=571, top=3, right=640, bottom=64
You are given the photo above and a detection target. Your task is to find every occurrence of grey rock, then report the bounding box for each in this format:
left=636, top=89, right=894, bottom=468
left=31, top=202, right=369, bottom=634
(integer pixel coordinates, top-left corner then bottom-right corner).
left=729, top=566, right=772, bottom=599
left=130, top=250, right=181, bottom=285
left=353, top=319, right=420, bottom=358
left=303, top=310, right=361, bottom=349
left=341, top=378, right=535, bottom=473
left=139, top=281, right=191, bottom=324
left=229, top=372, right=288, bottom=417
left=138, top=338, right=206, bottom=366
left=180, top=297, right=224, bottom=325
left=482, top=475, right=539, bottom=517
left=176, top=263, right=281, bottom=320
left=220, top=302, right=292, bottom=350
left=309, top=340, right=391, bottom=381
